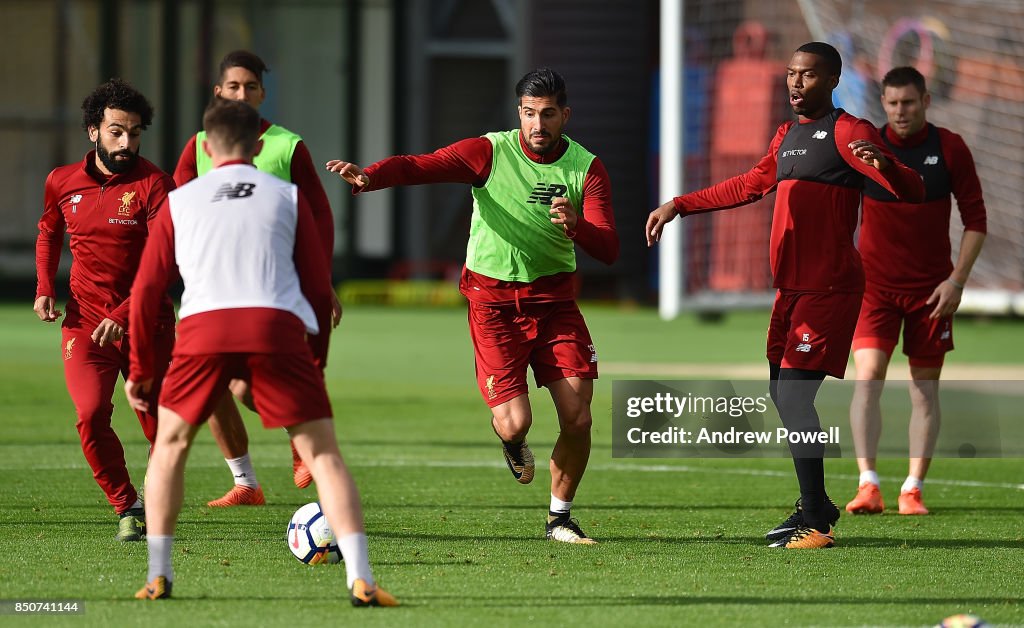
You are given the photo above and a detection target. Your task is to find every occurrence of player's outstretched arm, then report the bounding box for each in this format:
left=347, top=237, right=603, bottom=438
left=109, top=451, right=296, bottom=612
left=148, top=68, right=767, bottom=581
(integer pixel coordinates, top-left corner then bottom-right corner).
left=839, top=118, right=923, bottom=202
left=646, top=201, right=678, bottom=247
left=325, top=160, right=369, bottom=188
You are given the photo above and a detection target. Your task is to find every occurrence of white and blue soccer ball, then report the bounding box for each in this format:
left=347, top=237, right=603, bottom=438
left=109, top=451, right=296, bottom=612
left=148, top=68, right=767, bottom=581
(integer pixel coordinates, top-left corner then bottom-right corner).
left=287, top=502, right=341, bottom=565
left=936, top=614, right=988, bottom=628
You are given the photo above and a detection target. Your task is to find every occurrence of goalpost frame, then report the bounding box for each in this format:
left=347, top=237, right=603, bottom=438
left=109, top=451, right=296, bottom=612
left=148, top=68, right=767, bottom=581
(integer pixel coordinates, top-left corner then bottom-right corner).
left=658, top=0, right=685, bottom=320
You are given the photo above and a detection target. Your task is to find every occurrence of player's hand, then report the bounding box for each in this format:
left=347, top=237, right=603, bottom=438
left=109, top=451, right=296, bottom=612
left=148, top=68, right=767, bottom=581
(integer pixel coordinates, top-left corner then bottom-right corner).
left=91, top=318, right=125, bottom=347
left=33, top=296, right=62, bottom=322
left=229, top=379, right=257, bottom=412
left=330, top=290, right=343, bottom=328
left=550, top=197, right=579, bottom=233
left=848, top=140, right=891, bottom=171
left=646, top=201, right=678, bottom=247
left=124, top=378, right=153, bottom=412
left=325, top=160, right=370, bottom=188
left=926, top=278, right=963, bottom=319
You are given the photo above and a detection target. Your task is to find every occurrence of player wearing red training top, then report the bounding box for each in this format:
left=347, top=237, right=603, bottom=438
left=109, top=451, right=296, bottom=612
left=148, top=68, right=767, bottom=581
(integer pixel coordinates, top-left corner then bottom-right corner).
left=174, top=50, right=340, bottom=506
left=34, top=79, right=175, bottom=542
left=127, top=99, right=396, bottom=606
left=647, top=43, right=925, bottom=549
left=327, top=68, right=618, bottom=544
left=846, top=66, right=986, bottom=517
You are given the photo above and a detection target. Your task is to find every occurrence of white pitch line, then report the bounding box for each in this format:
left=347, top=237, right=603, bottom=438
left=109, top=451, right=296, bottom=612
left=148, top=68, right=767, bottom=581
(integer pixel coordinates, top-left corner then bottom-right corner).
left=2, top=457, right=1022, bottom=491
left=353, top=458, right=1024, bottom=491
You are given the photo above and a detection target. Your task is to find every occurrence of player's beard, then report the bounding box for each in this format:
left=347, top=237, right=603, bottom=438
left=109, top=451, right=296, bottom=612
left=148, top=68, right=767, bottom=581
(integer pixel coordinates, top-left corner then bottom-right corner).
left=528, top=132, right=559, bottom=155
left=96, top=142, right=138, bottom=174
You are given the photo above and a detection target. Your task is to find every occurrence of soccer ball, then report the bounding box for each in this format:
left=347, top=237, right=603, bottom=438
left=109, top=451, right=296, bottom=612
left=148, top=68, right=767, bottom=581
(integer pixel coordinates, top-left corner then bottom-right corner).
left=287, top=502, right=341, bottom=565
left=936, top=614, right=988, bottom=628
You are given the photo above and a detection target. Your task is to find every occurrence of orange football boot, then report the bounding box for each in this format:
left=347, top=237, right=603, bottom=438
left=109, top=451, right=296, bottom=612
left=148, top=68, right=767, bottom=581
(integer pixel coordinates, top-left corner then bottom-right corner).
left=768, top=526, right=835, bottom=549
left=898, top=488, right=929, bottom=515
left=291, top=442, right=313, bottom=489
left=206, top=484, right=265, bottom=507
left=350, top=578, right=399, bottom=607
left=135, top=576, right=172, bottom=600
left=845, top=482, right=884, bottom=514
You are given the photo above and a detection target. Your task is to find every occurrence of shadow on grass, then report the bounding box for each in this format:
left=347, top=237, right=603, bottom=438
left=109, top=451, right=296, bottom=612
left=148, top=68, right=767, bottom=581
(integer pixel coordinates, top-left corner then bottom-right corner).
left=100, top=593, right=1024, bottom=609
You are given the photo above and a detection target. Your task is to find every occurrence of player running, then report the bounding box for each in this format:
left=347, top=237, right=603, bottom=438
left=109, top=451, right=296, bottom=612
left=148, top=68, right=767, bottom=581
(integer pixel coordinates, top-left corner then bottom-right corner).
left=35, top=79, right=175, bottom=542
left=327, top=68, right=618, bottom=544
left=846, top=66, right=987, bottom=516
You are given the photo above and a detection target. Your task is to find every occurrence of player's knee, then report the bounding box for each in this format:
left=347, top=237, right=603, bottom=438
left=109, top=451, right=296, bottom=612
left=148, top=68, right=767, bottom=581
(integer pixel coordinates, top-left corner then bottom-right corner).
left=74, top=400, right=114, bottom=433
left=492, top=411, right=531, bottom=442
left=774, top=388, right=816, bottom=430
left=859, top=364, right=887, bottom=380
left=559, top=407, right=592, bottom=436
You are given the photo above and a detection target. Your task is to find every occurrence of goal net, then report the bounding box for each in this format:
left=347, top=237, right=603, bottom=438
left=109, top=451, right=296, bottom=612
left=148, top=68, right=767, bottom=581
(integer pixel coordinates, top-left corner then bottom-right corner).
left=675, top=0, right=1024, bottom=312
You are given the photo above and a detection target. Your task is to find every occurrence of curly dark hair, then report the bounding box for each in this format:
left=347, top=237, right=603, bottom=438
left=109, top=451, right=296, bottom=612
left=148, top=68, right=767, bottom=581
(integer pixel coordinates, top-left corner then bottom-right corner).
left=80, top=78, right=154, bottom=131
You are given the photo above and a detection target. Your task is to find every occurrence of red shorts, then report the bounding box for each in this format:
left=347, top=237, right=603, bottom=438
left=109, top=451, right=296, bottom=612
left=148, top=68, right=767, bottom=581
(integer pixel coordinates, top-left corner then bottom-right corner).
left=159, top=350, right=332, bottom=428
left=767, top=290, right=862, bottom=379
left=468, top=300, right=598, bottom=407
left=852, top=284, right=953, bottom=368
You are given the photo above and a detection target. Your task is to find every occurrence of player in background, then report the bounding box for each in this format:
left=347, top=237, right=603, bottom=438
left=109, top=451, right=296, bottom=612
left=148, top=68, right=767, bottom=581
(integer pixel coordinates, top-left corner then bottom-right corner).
left=127, top=99, right=396, bottom=606
left=646, top=43, right=925, bottom=549
left=327, top=68, right=618, bottom=544
left=845, top=66, right=986, bottom=516
left=174, top=50, right=342, bottom=507
left=34, top=79, right=176, bottom=542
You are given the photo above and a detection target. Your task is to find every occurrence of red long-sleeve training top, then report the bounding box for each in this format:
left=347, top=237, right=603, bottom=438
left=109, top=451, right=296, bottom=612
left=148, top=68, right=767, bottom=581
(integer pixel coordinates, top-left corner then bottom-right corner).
left=36, top=152, right=176, bottom=330
left=859, top=123, right=987, bottom=293
left=673, top=110, right=925, bottom=293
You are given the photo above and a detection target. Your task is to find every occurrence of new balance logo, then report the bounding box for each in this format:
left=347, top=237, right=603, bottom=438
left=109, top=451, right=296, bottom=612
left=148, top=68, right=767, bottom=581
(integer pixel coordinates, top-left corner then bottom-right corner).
left=795, top=343, right=812, bottom=353
left=527, top=183, right=568, bottom=205
left=812, top=130, right=828, bottom=139
left=211, top=182, right=256, bottom=201
left=923, top=155, right=939, bottom=165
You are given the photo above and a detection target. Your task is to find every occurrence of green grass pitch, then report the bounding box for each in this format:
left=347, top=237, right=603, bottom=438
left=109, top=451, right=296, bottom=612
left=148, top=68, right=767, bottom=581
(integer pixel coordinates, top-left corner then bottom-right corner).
left=0, top=303, right=1021, bottom=626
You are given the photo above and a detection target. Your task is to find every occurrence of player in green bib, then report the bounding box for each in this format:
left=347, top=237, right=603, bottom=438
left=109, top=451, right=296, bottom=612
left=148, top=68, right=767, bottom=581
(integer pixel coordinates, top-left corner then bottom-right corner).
left=327, top=68, right=619, bottom=544
left=173, top=50, right=341, bottom=507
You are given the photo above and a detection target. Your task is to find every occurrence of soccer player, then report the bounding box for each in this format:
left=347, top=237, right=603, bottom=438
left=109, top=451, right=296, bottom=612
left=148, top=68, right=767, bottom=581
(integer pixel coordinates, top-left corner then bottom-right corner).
left=34, top=79, right=175, bottom=542
left=126, top=99, right=396, bottom=606
left=174, top=50, right=342, bottom=506
left=326, top=68, right=618, bottom=544
left=646, top=43, right=925, bottom=549
left=845, top=66, right=987, bottom=516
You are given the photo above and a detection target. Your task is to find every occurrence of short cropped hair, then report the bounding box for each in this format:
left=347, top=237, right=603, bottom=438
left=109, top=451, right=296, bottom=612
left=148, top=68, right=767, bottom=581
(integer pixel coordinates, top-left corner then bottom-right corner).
left=81, top=78, right=154, bottom=131
left=203, top=99, right=260, bottom=154
left=882, top=66, right=927, bottom=95
left=515, top=68, right=568, bottom=107
left=796, top=41, right=843, bottom=77
left=218, top=50, right=269, bottom=85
